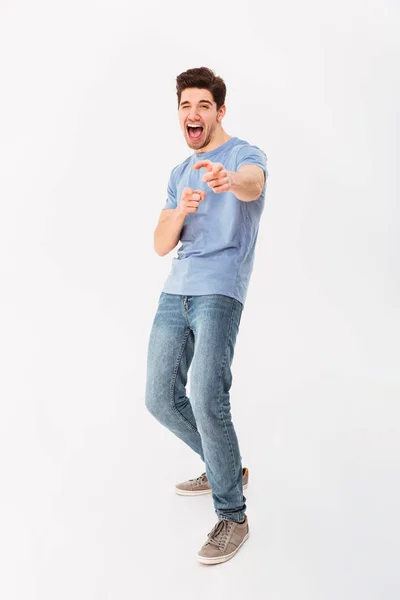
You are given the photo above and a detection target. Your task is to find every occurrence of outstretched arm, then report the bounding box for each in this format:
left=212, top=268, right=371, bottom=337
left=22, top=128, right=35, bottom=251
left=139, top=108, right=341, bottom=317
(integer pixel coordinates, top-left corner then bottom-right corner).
left=227, top=165, right=265, bottom=202
left=193, top=160, right=264, bottom=202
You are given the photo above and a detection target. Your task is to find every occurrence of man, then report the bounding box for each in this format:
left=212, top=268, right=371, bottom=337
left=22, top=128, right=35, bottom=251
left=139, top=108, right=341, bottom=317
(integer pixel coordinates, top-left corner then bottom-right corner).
left=145, top=67, right=268, bottom=564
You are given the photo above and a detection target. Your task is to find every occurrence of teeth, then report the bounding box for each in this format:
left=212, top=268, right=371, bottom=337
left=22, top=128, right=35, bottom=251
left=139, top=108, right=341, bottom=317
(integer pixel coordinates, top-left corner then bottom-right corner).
left=188, top=124, right=202, bottom=128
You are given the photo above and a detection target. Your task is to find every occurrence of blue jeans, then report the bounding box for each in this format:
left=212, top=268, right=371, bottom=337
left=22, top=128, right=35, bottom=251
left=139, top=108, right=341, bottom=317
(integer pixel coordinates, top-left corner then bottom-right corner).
left=145, top=292, right=246, bottom=523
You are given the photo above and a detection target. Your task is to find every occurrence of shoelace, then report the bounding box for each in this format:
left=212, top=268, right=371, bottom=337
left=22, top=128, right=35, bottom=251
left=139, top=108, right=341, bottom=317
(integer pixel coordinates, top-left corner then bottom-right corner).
left=189, top=472, right=208, bottom=486
left=206, top=519, right=234, bottom=550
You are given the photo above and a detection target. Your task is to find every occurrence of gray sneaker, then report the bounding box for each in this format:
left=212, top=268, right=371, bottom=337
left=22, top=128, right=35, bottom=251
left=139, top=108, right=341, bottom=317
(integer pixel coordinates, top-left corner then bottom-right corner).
left=197, top=513, right=250, bottom=564
left=175, top=467, right=249, bottom=496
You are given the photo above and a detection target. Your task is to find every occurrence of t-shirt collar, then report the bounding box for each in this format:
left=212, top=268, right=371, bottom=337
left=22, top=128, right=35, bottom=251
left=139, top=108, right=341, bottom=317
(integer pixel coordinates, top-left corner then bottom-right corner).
left=192, top=137, right=238, bottom=160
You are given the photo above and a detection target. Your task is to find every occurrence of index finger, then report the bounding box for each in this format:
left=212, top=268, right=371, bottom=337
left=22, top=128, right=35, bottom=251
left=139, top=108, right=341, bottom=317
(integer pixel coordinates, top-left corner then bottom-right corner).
left=192, top=160, right=212, bottom=170
left=211, top=162, right=224, bottom=174
left=193, top=189, right=206, bottom=201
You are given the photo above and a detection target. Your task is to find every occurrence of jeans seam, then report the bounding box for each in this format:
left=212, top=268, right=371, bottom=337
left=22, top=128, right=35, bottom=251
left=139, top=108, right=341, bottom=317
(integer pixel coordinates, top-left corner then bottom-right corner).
left=216, top=299, right=237, bottom=481
left=169, top=326, right=199, bottom=434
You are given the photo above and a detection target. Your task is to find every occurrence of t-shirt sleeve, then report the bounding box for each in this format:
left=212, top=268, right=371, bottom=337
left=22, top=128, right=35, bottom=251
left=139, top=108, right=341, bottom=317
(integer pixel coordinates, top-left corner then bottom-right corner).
left=236, top=144, right=268, bottom=187
left=162, top=167, right=178, bottom=209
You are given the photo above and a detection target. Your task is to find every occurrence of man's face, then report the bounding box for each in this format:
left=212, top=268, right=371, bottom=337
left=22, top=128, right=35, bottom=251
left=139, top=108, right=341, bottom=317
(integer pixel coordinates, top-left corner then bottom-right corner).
left=178, top=88, right=224, bottom=151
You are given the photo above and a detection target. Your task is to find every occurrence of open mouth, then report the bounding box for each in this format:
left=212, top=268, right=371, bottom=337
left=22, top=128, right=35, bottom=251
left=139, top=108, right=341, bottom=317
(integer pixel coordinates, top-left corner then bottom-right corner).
left=187, top=124, right=204, bottom=141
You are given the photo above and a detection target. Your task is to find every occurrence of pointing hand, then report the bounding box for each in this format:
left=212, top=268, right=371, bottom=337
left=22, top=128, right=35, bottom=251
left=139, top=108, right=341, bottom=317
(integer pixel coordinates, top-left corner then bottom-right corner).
left=193, top=160, right=232, bottom=194
left=177, top=187, right=206, bottom=216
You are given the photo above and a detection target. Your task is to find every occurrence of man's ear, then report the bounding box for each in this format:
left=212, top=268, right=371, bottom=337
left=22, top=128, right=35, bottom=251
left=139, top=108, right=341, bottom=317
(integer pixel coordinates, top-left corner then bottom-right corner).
left=217, top=104, right=226, bottom=122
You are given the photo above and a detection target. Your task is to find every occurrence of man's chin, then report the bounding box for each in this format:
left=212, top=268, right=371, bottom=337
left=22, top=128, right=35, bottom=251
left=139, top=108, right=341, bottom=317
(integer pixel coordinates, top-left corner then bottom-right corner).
left=185, top=134, right=208, bottom=151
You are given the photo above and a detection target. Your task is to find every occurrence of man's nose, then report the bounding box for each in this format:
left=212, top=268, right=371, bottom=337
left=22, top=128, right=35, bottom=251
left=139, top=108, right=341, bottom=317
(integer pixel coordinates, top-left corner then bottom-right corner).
left=188, top=108, right=200, bottom=121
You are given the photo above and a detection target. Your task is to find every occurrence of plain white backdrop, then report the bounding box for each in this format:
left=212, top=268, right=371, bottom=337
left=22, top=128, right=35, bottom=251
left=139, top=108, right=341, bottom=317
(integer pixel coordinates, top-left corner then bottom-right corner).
left=0, top=0, right=399, bottom=598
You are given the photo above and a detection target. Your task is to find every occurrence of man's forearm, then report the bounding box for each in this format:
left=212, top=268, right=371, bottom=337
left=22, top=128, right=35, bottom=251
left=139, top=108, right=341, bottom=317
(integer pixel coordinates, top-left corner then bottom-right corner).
left=227, top=169, right=263, bottom=202
left=154, top=208, right=186, bottom=256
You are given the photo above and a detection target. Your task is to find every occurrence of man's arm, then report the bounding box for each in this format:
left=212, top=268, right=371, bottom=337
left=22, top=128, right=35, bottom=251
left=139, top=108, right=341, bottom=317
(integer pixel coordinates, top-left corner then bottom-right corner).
left=227, top=165, right=265, bottom=202
left=154, top=208, right=186, bottom=256
left=194, top=160, right=265, bottom=202
left=154, top=188, right=205, bottom=256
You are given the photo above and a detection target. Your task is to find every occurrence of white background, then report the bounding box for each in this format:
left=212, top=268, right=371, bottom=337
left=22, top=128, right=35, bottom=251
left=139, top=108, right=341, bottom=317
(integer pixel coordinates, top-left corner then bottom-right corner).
left=0, top=0, right=399, bottom=598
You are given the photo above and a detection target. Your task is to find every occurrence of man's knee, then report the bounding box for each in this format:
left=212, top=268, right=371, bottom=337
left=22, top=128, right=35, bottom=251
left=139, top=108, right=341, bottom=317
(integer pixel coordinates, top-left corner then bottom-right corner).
left=145, top=390, right=159, bottom=416
left=145, top=389, right=172, bottom=423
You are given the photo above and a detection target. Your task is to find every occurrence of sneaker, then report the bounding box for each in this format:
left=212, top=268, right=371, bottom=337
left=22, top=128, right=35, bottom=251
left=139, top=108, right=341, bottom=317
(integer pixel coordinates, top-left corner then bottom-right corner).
left=175, top=467, right=249, bottom=496
left=197, top=514, right=250, bottom=564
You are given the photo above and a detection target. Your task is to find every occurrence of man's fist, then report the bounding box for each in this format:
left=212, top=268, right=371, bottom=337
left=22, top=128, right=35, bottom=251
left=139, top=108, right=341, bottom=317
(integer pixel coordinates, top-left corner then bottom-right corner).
left=177, top=187, right=206, bottom=216
left=193, top=160, right=232, bottom=194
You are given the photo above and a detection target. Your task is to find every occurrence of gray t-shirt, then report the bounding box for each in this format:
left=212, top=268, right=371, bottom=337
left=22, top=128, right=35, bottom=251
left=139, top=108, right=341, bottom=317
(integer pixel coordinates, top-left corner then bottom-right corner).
left=161, top=136, right=268, bottom=306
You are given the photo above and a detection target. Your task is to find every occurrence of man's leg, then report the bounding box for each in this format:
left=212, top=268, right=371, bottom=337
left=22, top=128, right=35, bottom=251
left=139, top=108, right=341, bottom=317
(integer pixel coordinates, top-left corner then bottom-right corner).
left=186, top=294, right=246, bottom=523
left=145, top=292, right=205, bottom=462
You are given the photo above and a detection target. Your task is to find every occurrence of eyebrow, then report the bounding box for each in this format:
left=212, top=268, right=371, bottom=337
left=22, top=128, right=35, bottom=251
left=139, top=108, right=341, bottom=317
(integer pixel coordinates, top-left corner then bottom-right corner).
left=180, top=99, right=213, bottom=107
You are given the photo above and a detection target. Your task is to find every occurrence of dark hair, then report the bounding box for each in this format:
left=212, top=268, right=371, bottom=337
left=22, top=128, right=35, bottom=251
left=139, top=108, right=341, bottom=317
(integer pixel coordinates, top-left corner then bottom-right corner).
left=176, top=67, right=226, bottom=111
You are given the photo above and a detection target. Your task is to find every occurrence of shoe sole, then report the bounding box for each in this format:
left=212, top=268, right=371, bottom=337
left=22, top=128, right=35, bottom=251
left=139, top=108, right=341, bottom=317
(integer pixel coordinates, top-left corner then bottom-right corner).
left=176, top=482, right=248, bottom=496
left=197, top=531, right=250, bottom=564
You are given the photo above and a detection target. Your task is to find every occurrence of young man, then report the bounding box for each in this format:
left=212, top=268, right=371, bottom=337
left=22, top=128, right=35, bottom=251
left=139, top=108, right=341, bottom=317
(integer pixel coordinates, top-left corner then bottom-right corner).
left=145, top=67, right=268, bottom=564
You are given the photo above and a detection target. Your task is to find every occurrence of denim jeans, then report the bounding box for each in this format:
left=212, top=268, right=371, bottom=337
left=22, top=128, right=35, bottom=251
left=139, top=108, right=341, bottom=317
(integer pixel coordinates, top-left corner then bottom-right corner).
left=145, top=292, right=246, bottom=523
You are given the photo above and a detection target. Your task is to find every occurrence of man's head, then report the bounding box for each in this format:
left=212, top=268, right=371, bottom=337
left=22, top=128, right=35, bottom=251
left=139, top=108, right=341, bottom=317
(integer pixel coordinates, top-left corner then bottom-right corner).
left=176, top=67, right=227, bottom=152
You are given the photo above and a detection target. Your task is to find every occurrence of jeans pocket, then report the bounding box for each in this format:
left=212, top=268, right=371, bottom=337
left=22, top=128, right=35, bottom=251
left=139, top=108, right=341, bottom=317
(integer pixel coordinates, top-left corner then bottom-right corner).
left=234, top=299, right=244, bottom=328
